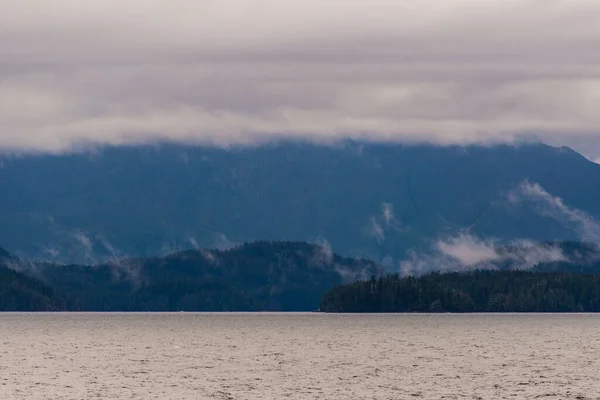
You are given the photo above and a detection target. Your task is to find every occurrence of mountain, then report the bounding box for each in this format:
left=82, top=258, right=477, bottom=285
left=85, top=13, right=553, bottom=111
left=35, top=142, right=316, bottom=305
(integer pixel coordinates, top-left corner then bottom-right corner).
left=7, top=241, right=382, bottom=311
left=2, top=141, right=600, bottom=264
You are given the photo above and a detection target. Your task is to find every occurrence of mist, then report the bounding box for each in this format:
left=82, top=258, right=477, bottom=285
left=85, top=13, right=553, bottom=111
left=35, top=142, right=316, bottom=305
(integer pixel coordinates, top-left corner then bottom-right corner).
left=509, top=180, right=600, bottom=243
left=398, top=234, right=568, bottom=277
left=398, top=180, right=600, bottom=276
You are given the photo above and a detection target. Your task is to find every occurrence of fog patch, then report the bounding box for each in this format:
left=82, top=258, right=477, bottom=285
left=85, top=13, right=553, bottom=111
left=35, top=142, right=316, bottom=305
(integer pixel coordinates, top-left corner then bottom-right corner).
left=199, top=249, right=218, bottom=264
left=509, top=180, right=600, bottom=243
left=188, top=237, right=200, bottom=250
left=436, top=234, right=497, bottom=266
left=311, top=238, right=334, bottom=266
left=212, top=233, right=237, bottom=251
left=381, top=203, right=394, bottom=226
left=106, top=258, right=143, bottom=287
left=366, top=217, right=386, bottom=243
left=73, top=231, right=97, bottom=264
left=399, top=233, right=567, bottom=276
left=365, top=202, right=402, bottom=243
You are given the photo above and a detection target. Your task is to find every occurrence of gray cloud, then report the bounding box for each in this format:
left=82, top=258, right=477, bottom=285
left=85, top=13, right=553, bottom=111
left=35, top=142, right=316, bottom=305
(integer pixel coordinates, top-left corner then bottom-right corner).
left=2, top=1, right=600, bottom=156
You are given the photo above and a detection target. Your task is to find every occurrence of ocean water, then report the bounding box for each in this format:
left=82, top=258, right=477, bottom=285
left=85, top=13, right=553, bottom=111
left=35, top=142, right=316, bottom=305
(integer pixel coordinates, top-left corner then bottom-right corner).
left=0, top=313, right=599, bottom=399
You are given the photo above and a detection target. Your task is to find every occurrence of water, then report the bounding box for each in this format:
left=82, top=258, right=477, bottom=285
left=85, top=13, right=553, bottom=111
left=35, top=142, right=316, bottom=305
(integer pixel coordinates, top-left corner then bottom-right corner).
left=0, top=313, right=599, bottom=399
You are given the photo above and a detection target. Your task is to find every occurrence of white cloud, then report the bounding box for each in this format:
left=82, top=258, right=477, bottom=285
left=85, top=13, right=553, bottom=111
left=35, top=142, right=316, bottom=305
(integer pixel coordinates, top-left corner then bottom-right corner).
left=365, top=202, right=402, bottom=242
left=399, top=233, right=567, bottom=276
left=399, top=181, right=600, bottom=276
left=381, top=203, right=395, bottom=226
left=2, top=1, right=600, bottom=155
left=510, top=180, right=600, bottom=243
left=436, top=234, right=498, bottom=266
left=367, top=217, right=386, bottom=243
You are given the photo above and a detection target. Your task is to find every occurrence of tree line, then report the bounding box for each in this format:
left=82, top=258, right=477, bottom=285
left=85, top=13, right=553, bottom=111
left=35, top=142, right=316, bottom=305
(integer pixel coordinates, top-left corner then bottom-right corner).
left=320, top=270, right=600, bottom=312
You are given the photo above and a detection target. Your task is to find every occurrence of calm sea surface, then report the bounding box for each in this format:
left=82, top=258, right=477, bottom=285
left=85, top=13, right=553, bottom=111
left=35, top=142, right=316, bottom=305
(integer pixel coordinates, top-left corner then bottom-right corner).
left=0, top=313, right=599, bottom=399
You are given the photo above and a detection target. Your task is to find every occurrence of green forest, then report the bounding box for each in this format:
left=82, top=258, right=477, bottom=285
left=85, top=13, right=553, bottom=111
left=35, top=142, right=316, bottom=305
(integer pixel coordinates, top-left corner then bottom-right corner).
left=0, top=241, right=380, bottom=311
left=320, top=270, right=600, bottom=312
left=0, top=264, right=65, bottom=311
left=4, top=241, right=600, bottom=312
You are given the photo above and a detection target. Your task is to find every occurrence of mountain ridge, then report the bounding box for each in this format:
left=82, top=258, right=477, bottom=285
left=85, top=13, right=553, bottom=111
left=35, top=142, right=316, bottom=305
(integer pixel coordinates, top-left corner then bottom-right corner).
left=2, top=141, right=599, bottom=264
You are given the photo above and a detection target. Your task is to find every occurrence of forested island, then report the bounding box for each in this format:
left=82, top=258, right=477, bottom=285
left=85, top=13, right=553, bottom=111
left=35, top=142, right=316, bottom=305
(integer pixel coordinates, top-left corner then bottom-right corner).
left=0, top=241, right=381, bottom=311
left=320, top=270, right=600, bottom=312
left=4, top=240, right=600, bottom=312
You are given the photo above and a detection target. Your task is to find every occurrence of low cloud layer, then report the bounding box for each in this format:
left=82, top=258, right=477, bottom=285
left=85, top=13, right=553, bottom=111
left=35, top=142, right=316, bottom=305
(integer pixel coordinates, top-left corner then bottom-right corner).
left=2, top=1, right=600, bottom=156
left=399, top=234, right=567, bottom=276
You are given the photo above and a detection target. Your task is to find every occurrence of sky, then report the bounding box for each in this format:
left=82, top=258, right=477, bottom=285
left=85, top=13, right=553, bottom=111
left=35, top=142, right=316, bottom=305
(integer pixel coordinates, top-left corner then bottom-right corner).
left=2, top=0, right=600, bottom=158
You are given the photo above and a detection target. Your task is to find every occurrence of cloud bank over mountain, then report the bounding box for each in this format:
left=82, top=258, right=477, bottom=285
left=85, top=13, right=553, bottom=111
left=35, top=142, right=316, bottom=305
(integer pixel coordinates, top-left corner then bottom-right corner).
left=2, top=0, right=600, bottom=155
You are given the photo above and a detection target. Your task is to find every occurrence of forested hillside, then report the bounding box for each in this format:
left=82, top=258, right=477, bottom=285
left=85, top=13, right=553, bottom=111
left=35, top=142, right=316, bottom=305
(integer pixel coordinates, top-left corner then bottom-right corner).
left=320, top=271, right=600, bottom=313
left=0, top=263, right=65, bottom=311
left=2, top=241, right=382, bottom=311
left=4, top=240, right=600, bottom=312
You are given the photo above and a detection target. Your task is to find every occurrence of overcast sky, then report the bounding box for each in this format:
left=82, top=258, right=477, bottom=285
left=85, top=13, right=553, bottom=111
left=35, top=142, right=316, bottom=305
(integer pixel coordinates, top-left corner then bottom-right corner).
left=2, top=0, right=600, bottom=158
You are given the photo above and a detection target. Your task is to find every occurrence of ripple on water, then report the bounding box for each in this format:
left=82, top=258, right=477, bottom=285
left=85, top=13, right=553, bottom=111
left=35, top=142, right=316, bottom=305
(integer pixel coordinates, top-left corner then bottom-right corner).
left=0, top=313, right=599, bottom=399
